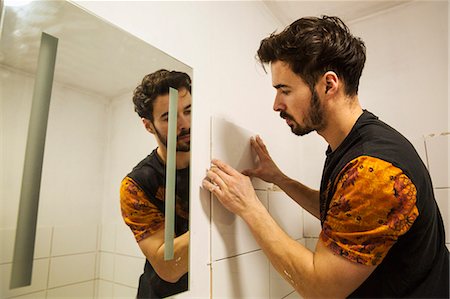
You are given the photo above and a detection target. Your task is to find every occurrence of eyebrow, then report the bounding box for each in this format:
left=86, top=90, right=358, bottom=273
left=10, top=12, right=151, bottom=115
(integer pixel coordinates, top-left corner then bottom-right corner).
left=159, top=104, right=191, bottom=119
left=273, top=84, right=289, bottom=89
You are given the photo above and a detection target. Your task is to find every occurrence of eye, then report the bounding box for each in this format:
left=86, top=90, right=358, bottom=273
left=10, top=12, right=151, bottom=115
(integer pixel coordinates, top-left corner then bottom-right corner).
left=281, top=89, right=290, bottom=95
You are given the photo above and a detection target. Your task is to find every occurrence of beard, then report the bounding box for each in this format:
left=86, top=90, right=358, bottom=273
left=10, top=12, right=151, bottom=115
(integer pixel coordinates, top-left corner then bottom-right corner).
left=280, top=89, right=326, bottom=136
left=154, top=127, right=190, bottom=152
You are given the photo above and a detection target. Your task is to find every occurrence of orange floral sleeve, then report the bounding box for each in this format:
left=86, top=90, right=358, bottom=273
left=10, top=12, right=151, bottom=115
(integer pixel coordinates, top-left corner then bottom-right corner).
left=320, top=156, right=419, bottom=266
left=120, top=177, right=165, bottom=242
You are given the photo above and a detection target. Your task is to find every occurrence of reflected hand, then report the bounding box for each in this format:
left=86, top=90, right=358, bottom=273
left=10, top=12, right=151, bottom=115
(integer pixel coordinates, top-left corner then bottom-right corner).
left=202, top=159, right=262, bottom=217
left=242, top=135, right=285, bottom=185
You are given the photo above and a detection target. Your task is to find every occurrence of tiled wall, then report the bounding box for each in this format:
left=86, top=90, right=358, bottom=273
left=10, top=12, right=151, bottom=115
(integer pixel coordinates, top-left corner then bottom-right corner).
left=0, top=224, right=98, bottom=299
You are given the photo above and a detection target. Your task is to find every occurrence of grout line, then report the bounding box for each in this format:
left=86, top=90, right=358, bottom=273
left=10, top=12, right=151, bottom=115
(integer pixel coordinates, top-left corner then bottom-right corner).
left=45, top=226, right=54, bottom=293
left=212, top=248, right=262, bottom=263
left=281, top=289, right=297, bottom=299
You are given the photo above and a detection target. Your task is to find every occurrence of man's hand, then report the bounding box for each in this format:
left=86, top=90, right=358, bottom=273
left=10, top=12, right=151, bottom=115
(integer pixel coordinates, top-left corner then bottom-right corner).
left=202, top=159, right=264, bottom=218
left=242, top=135, right=286, bottom=185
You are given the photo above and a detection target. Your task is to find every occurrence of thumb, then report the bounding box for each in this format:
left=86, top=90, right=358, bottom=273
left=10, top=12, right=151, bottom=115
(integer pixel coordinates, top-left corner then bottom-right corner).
left=242, top=168, right=255, bottom=177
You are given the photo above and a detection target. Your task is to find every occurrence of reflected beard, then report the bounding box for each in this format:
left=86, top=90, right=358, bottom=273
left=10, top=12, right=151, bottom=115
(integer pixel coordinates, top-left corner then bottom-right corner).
left=154, top=127, right=190, bottom=152
left=280, top=89, right=325, bottom=136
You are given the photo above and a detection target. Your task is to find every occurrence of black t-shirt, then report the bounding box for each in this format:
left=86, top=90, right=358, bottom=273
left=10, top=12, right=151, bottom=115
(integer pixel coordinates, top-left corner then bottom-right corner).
left=127, top=149, right=189, bottom=299
left=320, top=110, right=449, bottom=297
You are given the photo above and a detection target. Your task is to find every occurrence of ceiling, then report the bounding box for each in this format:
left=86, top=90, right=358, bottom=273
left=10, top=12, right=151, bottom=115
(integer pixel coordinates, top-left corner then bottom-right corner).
left=263, top=1, right=413, bottom=27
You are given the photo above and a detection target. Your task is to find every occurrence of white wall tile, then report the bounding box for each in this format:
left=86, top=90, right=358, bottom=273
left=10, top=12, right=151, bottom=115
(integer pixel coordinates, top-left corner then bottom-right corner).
left=212, top=250, right=270, bottom=298
left=305, top=238, right=319, bottom=252
left=434, top=189, right=450, bottom=243
left=113, top=283, right=137, bottom=299
left=98, top=252, right=115, bottom=281
left=0, top=259, right=49, bottom=298
left=96, top=280, right=114, bottom=299
left=268, top=191, right=303, bottom=240
left=115, top=224, right=143, bottom=258
left=48, top=253, right=96, bottom=288
left=51, top=224, right=98, bottom=256
left=211, top=190, right=268, bottom=261
left=284, top=290, right=303, bottom=299
left=211, top=117, right=271, bottom=190
left=270, top=264, right=294, bottom=299
left=0, top=227, right=52, bottom=264
left=100, top=223, right=116, bottom=253
left=303, top=212, right=321, bottom=238
left=425, top=134, right=449, bottom=188
left=46, top=281, right=95, bottom=298
left=409, top=136, right=428, bottom=169
left=113, top=255, right=145, bottom=288
left=8, top=291, right=46, bottom=299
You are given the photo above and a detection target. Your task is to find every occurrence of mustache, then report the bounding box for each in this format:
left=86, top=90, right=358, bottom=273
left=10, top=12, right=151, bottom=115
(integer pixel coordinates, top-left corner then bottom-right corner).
left=177, top=129, right=190, bottom=139
left=280, top=111, right=294, bottom=121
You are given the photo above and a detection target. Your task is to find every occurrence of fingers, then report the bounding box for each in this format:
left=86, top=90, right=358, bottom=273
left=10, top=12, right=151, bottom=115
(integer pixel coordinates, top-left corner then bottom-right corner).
left=211, top=159, right=239, bottom=177
left=251, top=135, right=269, bottom=157
left=202, top=178, right=223, bottom=196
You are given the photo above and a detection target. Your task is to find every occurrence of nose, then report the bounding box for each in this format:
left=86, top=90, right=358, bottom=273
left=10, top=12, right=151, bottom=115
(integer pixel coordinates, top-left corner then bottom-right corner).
left=273, top=93, right=285, bottom=112
left=177, top=113, right=190, bottom=132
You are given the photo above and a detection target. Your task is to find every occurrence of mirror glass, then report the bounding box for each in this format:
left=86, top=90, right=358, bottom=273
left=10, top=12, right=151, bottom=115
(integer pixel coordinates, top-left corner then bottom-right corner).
left=0, top=0, right=192, bottom=298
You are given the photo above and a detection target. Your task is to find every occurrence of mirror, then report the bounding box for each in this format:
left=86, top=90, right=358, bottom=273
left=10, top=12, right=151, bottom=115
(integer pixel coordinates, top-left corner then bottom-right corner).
left=0, top=0, right=192, bottom=298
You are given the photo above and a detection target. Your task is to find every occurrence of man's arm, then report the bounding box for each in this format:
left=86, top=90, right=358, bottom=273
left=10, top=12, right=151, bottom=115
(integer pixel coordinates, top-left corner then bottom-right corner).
left=204, top=159, right=375, bottom=298
left=243, top=136, right=320, bottom=218
left=138, top=229, right=189, bottom=283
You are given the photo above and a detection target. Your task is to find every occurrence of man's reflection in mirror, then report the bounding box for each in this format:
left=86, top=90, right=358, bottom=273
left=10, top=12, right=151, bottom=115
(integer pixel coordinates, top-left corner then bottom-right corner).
left=120, top=69, right=191, bottom=298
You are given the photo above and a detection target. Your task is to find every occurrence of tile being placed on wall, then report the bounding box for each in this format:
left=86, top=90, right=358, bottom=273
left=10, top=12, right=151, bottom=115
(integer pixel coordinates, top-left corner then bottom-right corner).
left=434, top=188, right=449, bottom=243
left=0, top=259, right=49, bottom=299
left=212, top=250, right=270, bottom=298
left=211, top=190, right=268, bottom=261
left=268, top=191, right=303, bottom=240
left=48, top=253, right=96, bottom=288
left=46, top=281, right=95, bottom=299
left=425, top=133, right=449, bottom=188
left=303, top=212, right=321, bottom=238
left=113, top=255, right=145, bottom=288
left=51, top=224, right=97, bottom=256
left=211, top=117, right=271, bottom=190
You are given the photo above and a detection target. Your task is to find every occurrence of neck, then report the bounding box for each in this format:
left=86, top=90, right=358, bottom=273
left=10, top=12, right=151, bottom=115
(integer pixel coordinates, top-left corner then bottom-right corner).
left=156, top=146, right=190, bottom=169
left=317, top=96, right=363, bottom=152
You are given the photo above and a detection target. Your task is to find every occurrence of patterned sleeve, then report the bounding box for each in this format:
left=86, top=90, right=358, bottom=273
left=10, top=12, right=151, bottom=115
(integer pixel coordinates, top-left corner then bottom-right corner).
left=320, top=155, right=419, bottom=266
left=120, top=176, right=165, bottom=242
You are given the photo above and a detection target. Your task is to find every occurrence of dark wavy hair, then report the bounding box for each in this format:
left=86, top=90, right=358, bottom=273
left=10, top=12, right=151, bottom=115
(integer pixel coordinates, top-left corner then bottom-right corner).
left=257, top=16, right=366, bottom=96
left=133, top=69, right=191, bottom=121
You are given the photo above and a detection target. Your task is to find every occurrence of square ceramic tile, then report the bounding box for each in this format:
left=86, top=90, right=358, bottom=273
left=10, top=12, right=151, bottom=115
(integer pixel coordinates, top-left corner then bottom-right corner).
left=113, top=283, right=137, bottom=299
left=268, top=191, right=303, bottom=240
left=303, top=212, right=321, bottom=238
left=425, top=134, right=449, bottom=188
left=409, top=136, right=428, bottom=169
left=283, top=290, right=303, bottom=299
left=7, top=291, right=46, bottom=299
left=211, top=190, right=268, bottom=261
left=48, top=253, right=96, bottom=288
left=212, top=250, right=270, bottom=298
left=114, top=255, right=145, bottom=288
left=100, top=223, right=116, bottom=253
left=305, top=238, right=319, bottom=252
left=0, top=259, right=49, bottom=298
left=46, top=281, right=95, bottom=298
left=211, top=117, right=271, bottom=190
left=96, top=280, right=114, bottom=298
left=115, top=224, right=143, bottom=257
left=270, top=263, right=295, bottom=299
left=51, top=224, right=98, bottom=256
left=0, top=226, right=52, bottom=264
left=434, top=188, right=450, bottom=243
left=98, top=252, right=115, bottom=281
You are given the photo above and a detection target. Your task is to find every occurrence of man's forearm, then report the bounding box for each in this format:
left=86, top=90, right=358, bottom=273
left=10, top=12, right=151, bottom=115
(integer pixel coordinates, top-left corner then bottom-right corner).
left=273, top=174, right=320, bottom=219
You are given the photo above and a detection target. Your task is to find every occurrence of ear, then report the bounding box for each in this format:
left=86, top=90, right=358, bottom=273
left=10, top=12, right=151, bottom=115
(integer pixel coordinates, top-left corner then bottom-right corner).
left=142, top=118, right=155, bottom=134
left=323, top=71, right=339, bottom=95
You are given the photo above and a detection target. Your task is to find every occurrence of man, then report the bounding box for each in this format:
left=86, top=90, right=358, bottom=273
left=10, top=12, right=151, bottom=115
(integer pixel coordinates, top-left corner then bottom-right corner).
left=203, top=16, right=449, bottom=298
left=120, top=69, right=191, bottom=298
